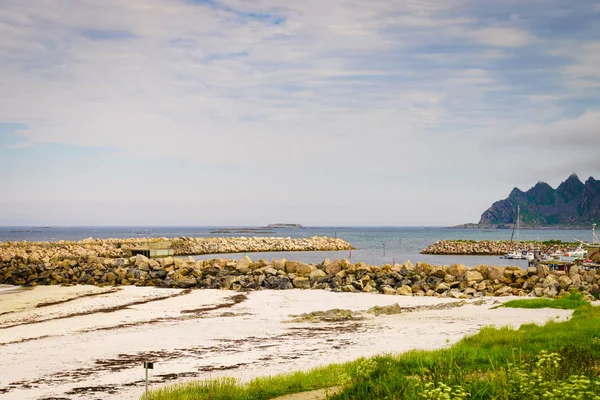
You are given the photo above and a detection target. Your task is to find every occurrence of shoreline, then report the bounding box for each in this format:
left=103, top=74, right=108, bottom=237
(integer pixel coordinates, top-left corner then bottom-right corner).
left=1, top=250, right=598, bottom=299
left=0, top=286, right=575, bottom=399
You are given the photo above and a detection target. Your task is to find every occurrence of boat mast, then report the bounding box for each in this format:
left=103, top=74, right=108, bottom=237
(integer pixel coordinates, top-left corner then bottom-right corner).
left=593, top=223, right=598, bottom=245
left=516, top=205, right=520, bottom=244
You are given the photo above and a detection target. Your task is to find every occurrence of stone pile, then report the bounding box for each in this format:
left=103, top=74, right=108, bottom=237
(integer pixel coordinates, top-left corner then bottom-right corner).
left=1, top=253, right=598, bottom=299
left=421, top=240, right=575, bottom=255
left=0, top=236, right=354, bottom=261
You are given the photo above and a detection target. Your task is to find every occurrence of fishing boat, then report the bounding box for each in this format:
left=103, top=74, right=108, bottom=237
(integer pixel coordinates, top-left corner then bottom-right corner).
left=563, top=243, right=587, bottom=259
left=504, top=251, right=522, bottom=260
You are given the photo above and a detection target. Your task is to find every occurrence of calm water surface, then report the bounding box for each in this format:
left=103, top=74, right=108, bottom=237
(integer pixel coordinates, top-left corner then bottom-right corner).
left=1, top=226, right=594, bottom=267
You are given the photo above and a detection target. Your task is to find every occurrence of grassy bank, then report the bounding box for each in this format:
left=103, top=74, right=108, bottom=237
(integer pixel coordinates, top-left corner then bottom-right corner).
left=497, top=291, right=590, bottom=310
left=146, top=295, right=600, bottom=400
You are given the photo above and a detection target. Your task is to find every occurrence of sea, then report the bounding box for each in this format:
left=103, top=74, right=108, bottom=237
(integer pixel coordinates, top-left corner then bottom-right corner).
left=0, top=226, right=595, bottom=268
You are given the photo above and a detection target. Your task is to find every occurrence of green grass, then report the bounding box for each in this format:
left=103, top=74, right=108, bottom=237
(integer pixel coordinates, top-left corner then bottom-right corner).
left=146, top=297, right=600, bottom=400
left=146, top=363, right=353, bottom=400
left=498, top=291, right=589, bottom=310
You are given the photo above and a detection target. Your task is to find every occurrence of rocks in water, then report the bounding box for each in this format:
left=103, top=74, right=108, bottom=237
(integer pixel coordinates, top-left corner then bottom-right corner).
left=1, top=241, right=597, bottom=300
left=421, top=240, right=582, bottom=256
left=0, top=235, right=354, bottom=261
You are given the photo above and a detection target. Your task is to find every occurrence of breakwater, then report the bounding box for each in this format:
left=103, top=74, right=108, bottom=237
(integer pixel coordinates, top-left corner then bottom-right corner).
left=421, top=240, right=578, bottom=255
left=1, top=251, right=598, bottom=299
left=0, top=236, right=354, bottom=260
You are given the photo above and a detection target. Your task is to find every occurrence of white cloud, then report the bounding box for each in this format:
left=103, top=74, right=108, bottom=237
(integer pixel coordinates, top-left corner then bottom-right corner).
left=0, top=0, right=599, bottom=225
left=457, top=26, right=535, bottom=47
left=563, top=42, right=600, bottom=88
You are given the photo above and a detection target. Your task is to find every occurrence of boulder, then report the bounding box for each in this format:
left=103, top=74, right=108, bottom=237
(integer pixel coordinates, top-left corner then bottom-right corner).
left=542, top=275, right=558, bottom=289
left=447, top=264, right=466, bottom=278
left=264, top=276, right=293, bottom=290
left=415, top=262, right=434, bottom=275
left=435, top=282, right=450, bottom=293
left=537, top=264, right=550, bottom=279
left=362, top=284, right=376, bottom=293
left=396, top=285, right=412, bottom=296
left=134, top=254, right=149, bottom=266
left=444, top=274, right=456, bottom=283
left=325, top=260, right=342, bottom=275
left=262, top=266, right=278, bottom=276
left=474, top=264, right=489, bottom=279
left=543, top=286, right=558, bottom=297
left=295, top=263, right=316, bottom=276
left=174, top=276, right=197, bottom=288
left=342, top=285, right=356, bottom=292
left=568, top=265, right=580, bottom=278
left=430, top=266, right=447, bottom=279
left=293, top=277, right=311, bottom=289
left=401, top=260, right=415, bottom=274
left=464, top=270, right=484, bottom=283
left=512, top=269, right=528, bottom=279
left=494, top=286, right=513, bottom=296
left=558, top=275, right=572, bottom=289
left=272, top=259, right=286, bottom=271
left=310, top=269, right=326, bottom=279
left=447, top=289, right=463, bottom=299
left=382, top=286, right=396, bottom=295
left=235, top=256, right=252, bottom=274
left=489, top=266, right=505, bottom=280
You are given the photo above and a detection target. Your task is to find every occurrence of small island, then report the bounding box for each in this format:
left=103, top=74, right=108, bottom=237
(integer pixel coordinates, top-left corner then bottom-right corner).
left=266, top=223, right=303, bottom=228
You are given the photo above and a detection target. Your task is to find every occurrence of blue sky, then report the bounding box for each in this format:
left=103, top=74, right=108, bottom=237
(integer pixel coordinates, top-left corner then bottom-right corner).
left=0, top=0, right=599, bottom=226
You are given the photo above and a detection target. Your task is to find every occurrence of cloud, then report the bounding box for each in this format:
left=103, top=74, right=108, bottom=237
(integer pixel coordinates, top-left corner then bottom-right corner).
left=470, top=27, right=534, bottom=47
left=0, top=0, right=599, bottom=225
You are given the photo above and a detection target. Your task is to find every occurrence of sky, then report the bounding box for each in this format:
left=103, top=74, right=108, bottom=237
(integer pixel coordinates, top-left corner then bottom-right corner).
left=0, top=0, right=599, bottom=226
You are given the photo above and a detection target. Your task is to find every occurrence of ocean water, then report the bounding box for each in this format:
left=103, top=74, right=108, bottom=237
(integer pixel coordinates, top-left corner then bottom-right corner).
left=0, top=226, right=594, bottom=267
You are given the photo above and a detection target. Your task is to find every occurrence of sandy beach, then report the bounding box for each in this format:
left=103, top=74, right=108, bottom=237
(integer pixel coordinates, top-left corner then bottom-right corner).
left=0, top=286, right=573, bottom=400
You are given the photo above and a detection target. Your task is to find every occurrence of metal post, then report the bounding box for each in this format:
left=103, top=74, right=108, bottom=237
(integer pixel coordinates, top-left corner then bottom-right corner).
left=145, top=366, right=148, bottom=400
left=143, top=361, right=153, bottom=400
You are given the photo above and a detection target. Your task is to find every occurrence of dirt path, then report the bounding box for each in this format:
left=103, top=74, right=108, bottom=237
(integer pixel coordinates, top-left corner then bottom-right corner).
left=271, top=387, right=342, bottom=400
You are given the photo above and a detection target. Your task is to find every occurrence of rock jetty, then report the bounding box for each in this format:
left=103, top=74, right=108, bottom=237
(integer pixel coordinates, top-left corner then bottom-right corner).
left=421, top=240, right=577, bottom=255
left=1, top=251, right=598, bottom=299
left=0, top=236, right=354, bottom=260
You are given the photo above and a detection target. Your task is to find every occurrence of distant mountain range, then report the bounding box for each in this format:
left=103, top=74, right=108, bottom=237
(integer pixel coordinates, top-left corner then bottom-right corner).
left=458, top=174, right=600, bottom=228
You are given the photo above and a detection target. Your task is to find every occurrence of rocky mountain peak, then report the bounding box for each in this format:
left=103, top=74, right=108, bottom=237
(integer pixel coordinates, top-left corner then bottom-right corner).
left=478, top=174, right=599, bottom=227
left=508, top=187, right=524, bottom=198
left=556, top=173, right=585, bottom=202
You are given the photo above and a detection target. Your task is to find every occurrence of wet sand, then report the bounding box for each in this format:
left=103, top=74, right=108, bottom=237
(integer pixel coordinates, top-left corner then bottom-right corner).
left=0, top=286, right=573, bottom=400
